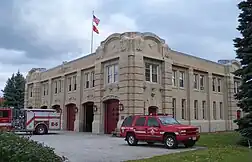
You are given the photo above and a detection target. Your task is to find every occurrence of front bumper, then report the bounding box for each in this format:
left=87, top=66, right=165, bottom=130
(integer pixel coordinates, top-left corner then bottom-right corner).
left=176, top=134, right=200, bottom=142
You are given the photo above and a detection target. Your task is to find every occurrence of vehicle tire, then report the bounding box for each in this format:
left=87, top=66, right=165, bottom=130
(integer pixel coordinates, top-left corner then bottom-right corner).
left=184, top=141, right=196, bottom=148
left=164, top=135, right=178, bottom=149
left=126, top=133, right=138, bottom=146
left=147, top=142, right=154, bottom=145
left=35, top=124, right=47, bottom=135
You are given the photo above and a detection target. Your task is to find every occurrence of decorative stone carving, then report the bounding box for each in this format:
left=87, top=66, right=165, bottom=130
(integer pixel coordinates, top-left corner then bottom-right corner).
left=120, top=36, right=129, bottom=52
left=68, top=97, right=76, bottom=102
left=102, top=95, right=119, bottom=101
left=55, top=99, right=60, bottom=103
left=135, top=36, right=144, bottom=51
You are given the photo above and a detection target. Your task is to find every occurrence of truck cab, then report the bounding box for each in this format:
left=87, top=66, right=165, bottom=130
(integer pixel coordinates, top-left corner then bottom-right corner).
left=120, top=114, right=200, bottom=149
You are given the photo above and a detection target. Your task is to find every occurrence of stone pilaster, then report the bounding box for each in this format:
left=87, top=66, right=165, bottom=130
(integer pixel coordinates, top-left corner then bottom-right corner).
left=206, top=73, right=212, bottom=132
left=226, top=72, right=238, bottom=131
left=162, top=58, right=173, bottom=115
left=187, top=68, right=193, bottom=124
left=48, top=79, right=52, bottom=106
left=93, top=61, right=103, bottom=133
left=60, top=76, right=66, bottom=130
left=32, top=82, right=41, bottom=108
left=75, top=70, right=82, bottom=132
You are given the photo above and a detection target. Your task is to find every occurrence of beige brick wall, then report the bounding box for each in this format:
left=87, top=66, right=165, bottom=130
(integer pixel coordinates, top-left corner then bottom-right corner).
left=25, top=32, right=242, bottom=133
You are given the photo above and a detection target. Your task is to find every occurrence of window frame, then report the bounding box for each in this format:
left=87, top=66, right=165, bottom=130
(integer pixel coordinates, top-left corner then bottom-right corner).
left=106, top=64, right=119, bottom=84
left=179, top=71, right=185, bottom=88
left=200, top=75, right=204, bottom=90
left=172, top=98, right=176, bottom=118
left=181, top=99, right=186, bottom=120
left=145, top=63, right=159, bottom=83
left=194, top=100, right=198, bottom=120
left=172, top=70, right=176, bottom=86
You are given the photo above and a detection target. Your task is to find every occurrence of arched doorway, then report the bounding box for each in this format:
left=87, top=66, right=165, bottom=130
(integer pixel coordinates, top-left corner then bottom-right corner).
left=41, top=106, right=47, bottom=109
left=66, top=103, right=76, bottom=131
left=52, top=104, right=61, bottom=113
left=148, top=106, right=158, bottom=115
left=104, top=99, right=119, bottom=134
left=82, top=102, right=94, bottom=132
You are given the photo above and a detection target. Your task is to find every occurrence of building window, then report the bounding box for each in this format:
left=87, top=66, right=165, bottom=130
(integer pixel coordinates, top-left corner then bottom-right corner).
left=172, top=98, right=176, bottom=118
left=212, top=77, right=216, bottom=91
left=46, top=84, right=49, bottom=95
left=202, top=101, right=206, bottom=120
left=172, top=70, right=176, bottom=86
left=54, top=81, right=57, bottom=94
left=73, top=76, right=77, bottom=90
left=194, top=100, right=198, bottom=120
left=220, top=102, right=223, bottom=119
left=179, top=71, right=185, bottom=88
left=234, top=81, right=239, bottom=93
left=107, top=64, right=119, bottom=84
left=193, top=74, right=198, bottom=89
left=91, top=71, right=95, bottom=87
left=217, top=78, right=221, bottom=92
left=43, top=84, right=46, bottom=96
left=114, top=64, right=118, bottom=83
left=145, top=63, right=158, bottom=83
left=58, top=80, right=62, bottom=92
left=213, top=101, right=216, bottom=120
left=85, top=73, right=90, bottom=88
left=68, top=77, right=71, bottom=91
left=181, top=99, right=186, bottom=119
left=200, top=75, right=204, bottom=90
left=29, top=86, right=33, bottom=97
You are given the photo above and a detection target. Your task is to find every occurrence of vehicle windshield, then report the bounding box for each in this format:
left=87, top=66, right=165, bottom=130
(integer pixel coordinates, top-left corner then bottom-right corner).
left=158, top=117, right=180, bottom=125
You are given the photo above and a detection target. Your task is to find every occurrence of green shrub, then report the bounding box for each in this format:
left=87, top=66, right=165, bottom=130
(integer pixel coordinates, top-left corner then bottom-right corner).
left=0, top=131, right=63, bottom=162
left=236, top=136, right=252, bottom=147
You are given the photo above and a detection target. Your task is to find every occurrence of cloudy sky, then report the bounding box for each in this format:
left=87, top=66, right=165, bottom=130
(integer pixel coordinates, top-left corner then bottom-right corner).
left=0, top=0, right=240, bottom=96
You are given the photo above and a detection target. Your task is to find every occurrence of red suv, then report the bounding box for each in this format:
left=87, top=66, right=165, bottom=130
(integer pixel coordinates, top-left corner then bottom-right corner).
left=120, top=114, right=200, bottom=149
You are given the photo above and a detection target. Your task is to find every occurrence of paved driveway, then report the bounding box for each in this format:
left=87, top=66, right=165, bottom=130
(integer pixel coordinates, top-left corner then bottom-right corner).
left=29, top=131, right=203, bottom=162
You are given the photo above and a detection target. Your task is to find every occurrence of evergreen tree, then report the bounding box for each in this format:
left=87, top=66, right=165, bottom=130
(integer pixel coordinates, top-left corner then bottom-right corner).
left=1, top=71, right=26, bottom=108
left=233, top=0, right=252, bottom=143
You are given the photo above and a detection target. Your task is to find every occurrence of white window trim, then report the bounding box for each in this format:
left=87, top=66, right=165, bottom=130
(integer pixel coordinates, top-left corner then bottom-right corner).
left=145, top=63, right=159, bottom=83
left=194, top=74, right=198, bottom=89
left=172, top=70, right=176, bottom=86
left=107, top=64, right=118, bottom=84
left=200, top=75, right=204, bottom=90
left=179, top=71, right=185, bottom=88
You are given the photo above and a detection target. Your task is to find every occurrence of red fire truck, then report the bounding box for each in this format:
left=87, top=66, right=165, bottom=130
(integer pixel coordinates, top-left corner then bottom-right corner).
left=0, top=107, right=61, bottom=135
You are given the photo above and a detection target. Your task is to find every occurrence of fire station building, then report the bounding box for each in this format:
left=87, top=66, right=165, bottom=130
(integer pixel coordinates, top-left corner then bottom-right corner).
left=24, top=32, right=241, bottom=134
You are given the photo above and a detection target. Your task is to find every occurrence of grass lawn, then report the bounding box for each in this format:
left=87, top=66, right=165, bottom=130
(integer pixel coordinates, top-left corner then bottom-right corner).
left=128, top=132, right=251, bottom=162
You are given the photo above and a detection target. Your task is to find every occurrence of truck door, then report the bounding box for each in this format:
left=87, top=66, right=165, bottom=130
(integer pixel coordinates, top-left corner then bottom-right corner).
left=133, top=116, right=147, bottom=140
left=26, top=110, right=35, bottom=131
left=146, top=117, right=162, bottom=141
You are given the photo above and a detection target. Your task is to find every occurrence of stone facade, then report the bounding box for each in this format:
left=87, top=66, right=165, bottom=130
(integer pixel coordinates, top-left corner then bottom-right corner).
left=24, top=32, right=242, bottom=134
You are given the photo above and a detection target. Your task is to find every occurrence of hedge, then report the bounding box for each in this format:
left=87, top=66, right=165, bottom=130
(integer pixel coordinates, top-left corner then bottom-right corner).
left=0, top=131, right=64, bottom=162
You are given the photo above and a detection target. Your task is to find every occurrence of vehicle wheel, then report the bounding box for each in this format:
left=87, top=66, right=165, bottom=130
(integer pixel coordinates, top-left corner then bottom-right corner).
left=184, top=141, right=196, bottom=148
left=164, top=135, right=178, bottom=149
left=147, top=142, right=154, bottom=145
left=126, top=133, right=138, bottom=146
left=35, top=124, right=47, bottom=135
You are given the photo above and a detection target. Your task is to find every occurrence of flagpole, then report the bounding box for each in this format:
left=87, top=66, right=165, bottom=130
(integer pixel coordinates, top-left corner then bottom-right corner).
left=91, top=10, right=94, bottom=54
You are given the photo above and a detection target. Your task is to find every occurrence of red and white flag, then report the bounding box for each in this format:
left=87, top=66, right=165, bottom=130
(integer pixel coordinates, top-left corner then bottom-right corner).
left=93, top=25, right=99, bottom=34
left=93, top=15, right=100, bottom=26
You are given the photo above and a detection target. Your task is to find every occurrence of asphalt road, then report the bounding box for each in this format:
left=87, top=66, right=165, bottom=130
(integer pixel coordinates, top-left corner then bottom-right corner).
left=28, top=131, right=202, bottom=162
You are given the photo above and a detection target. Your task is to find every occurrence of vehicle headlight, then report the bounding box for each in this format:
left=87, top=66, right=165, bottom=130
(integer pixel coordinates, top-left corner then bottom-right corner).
left=180, top=130, right=186, bottom=133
